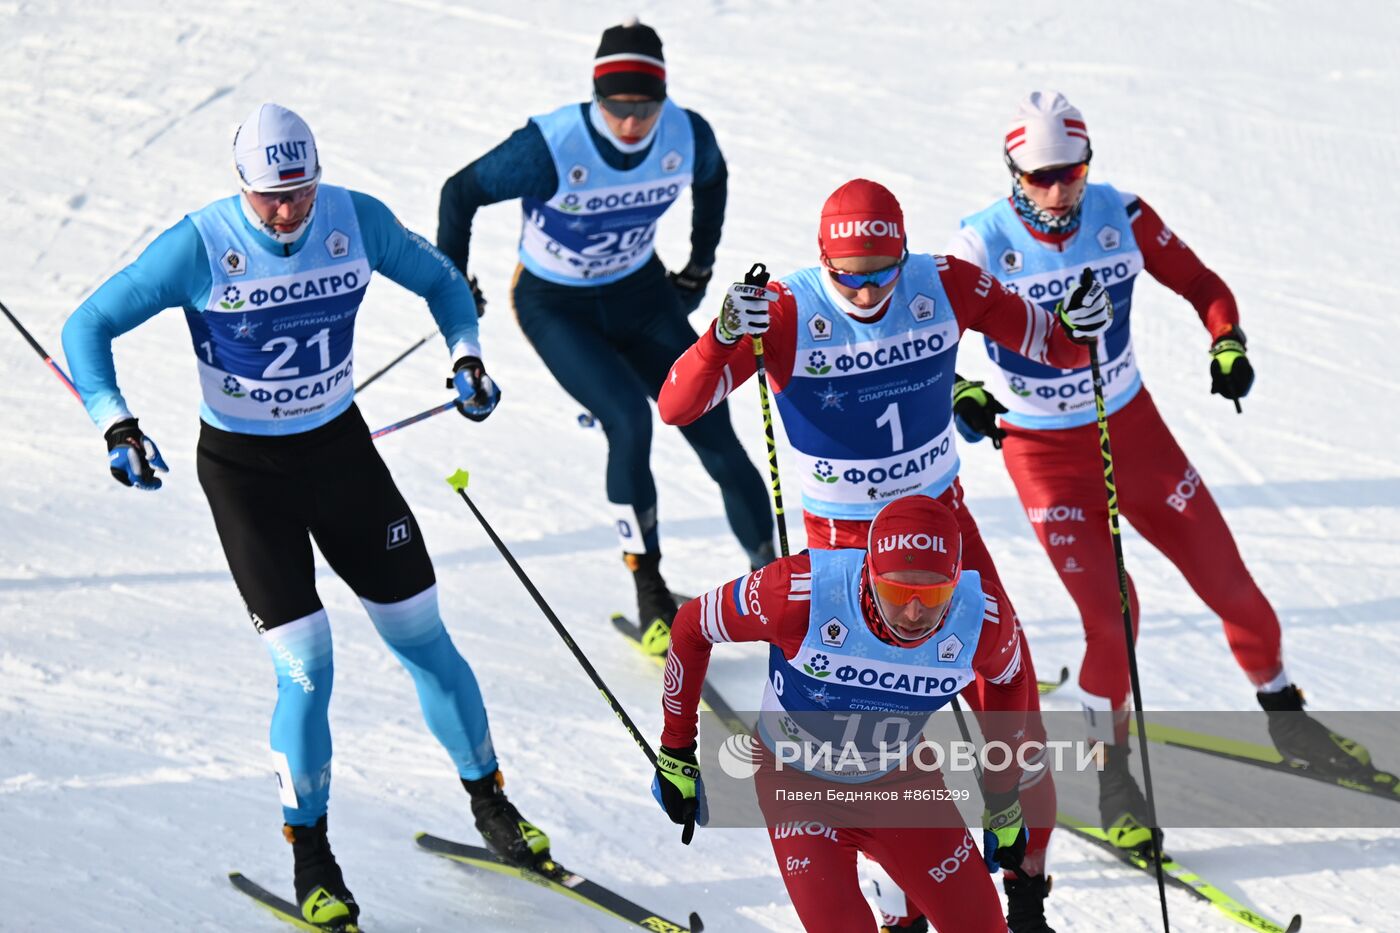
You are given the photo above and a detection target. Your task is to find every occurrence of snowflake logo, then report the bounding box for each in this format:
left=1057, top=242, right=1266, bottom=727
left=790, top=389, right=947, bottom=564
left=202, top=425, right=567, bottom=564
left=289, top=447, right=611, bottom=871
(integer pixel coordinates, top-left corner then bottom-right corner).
left=219, top=286, right=245, bottom=310
left=803, top=653, right=832, bottom=678
left=812, top=459, right=839, bottom=484
left=815, top=382, right=847, bottom=411
left=229, top=314, right=260, bottom=340
left=1009, top=375, right=1031, bottom=397
left=221, top=374, right=245, bottom=398
left=805, top=350, right=831, bottom=375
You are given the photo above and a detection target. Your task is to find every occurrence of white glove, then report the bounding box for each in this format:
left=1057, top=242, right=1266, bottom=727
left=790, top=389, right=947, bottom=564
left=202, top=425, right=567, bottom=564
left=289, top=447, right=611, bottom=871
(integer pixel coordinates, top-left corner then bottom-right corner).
left=714, top=282, right=777, bottom=345
left=1055, top=268, right=1113, bottom=343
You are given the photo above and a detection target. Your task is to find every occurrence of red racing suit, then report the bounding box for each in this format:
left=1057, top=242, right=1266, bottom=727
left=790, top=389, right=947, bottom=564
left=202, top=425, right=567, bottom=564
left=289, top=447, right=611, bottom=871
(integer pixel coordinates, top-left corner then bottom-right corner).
left=658, top=254, right=1079, bottom=875
left=949, top=193, right=1284, bottom=738
left=661, top=553, right=1031, bottom=933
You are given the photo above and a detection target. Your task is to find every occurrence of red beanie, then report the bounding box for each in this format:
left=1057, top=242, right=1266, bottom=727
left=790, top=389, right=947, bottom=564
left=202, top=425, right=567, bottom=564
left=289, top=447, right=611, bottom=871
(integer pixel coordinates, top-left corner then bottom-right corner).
left=819, top=179, right=905, bottom=262
left=866, top=495, right=962, bottom=581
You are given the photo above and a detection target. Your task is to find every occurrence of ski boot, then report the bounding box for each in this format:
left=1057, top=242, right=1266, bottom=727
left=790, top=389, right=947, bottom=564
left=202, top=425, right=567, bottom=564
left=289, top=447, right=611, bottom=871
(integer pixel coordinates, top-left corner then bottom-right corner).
left=625, top=551, right=678, bottom=656
left=1005, top=873, right=1056, bottom=932
left=463, top=770, right=553, bottom=871
left=285, top=817, right=360, bottom=931
left=1259, top=684, right=1373, bottom=778
left=749, top=540, right=777, bottom=572
left=1097, top=743, right=1162, bottom=857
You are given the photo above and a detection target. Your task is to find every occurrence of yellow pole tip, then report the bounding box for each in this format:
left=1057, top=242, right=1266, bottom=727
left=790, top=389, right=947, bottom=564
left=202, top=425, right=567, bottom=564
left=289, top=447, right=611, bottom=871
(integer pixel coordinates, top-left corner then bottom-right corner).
left=446, top=469, right=471, bottom=491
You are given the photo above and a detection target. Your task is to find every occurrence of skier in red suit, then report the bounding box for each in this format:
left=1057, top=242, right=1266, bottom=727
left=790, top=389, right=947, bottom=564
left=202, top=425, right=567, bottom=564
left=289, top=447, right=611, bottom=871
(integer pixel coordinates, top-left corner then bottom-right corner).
left=945, top=90, right=1378, bottom=850
left=651, top=496, right=1036, bottom=933
left=657, top=179, right=1105, bottom=931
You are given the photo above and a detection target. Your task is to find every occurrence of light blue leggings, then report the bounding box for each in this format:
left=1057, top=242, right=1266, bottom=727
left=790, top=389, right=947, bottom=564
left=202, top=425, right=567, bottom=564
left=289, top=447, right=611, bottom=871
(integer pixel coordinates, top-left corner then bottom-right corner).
left=264, top=585, right=497, bottom=825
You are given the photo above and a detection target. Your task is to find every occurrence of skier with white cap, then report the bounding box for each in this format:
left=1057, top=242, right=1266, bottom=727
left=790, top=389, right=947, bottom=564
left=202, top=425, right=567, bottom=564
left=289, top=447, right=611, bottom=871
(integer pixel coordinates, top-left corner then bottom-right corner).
left=62, top=103, right=549, bottom=930
left=945, top=90, right=1379, bottom=856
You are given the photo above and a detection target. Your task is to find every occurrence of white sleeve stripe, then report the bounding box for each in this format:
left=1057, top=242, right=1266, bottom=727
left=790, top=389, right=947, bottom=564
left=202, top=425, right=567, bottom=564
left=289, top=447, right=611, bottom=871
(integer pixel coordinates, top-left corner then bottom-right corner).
left=705, top=366, right=734, bottom=414
left=1019, top=297, right=1034, bottom=358
left=988, top=642, right=1023, bottom=685
left=701, top=588, right=733, bottom=644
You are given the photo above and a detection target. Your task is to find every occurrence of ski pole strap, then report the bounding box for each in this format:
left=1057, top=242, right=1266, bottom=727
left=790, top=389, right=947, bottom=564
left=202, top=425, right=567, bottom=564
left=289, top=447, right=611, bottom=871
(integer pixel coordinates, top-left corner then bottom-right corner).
left=746, top=262, right=789, bottom=559
left=1, top=297, right=82, bottom=403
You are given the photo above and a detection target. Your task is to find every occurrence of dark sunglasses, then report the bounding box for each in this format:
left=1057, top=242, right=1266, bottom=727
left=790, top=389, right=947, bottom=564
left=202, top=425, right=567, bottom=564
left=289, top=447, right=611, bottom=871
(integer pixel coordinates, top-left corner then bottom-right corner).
left=596, top=95, right=664, bottom=120
left=1019, top=161, right=1090, bottom=189
left=826, top=251, right=907, bottom=289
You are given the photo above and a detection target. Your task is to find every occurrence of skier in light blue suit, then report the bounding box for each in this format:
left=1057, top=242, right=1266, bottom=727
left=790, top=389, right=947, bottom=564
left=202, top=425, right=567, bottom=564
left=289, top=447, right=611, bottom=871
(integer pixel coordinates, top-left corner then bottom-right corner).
left=61, top=103, right=548, bottom=931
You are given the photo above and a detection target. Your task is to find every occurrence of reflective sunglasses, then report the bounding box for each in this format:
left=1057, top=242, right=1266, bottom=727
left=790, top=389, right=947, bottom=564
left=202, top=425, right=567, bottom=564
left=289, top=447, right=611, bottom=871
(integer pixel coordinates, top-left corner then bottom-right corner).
left=247, top=182, right=318, bottom=206
left=596, top=95, right=664, bottom=120
left=1019, top=161, right=1090, bottom=189
left=870, top=570, right=960, bottom=608
left=826, top=252, right=907, bottom=289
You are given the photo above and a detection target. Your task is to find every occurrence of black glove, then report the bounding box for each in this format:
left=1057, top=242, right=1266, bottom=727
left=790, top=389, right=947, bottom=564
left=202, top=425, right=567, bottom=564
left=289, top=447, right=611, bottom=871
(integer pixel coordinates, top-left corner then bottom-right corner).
left=448, top=356, right=501, bottom=422
left=667, top=262, right=713, bottom=314
left=104, top=418, right=169, bottom=490
left=467, top=274, right=487, bottom=319
left=953, top=376, right=1009, bottom=449
left=1054, top=267, right=1113, bottom=343
left=1209, top=327, right=1253, bottom=400
left=651, top=743, right=707, bottom=827
left=981, top=788, right=1028, bottom=873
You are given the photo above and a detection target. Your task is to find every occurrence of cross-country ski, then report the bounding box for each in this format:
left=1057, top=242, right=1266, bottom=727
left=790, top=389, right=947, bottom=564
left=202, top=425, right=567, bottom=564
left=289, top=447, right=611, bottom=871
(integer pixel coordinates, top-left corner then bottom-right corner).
left=5, top=4, right=1396, bottom=931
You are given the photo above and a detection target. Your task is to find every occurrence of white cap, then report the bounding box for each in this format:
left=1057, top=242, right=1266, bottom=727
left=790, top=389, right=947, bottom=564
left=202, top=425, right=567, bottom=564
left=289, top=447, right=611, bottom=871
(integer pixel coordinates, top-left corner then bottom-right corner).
left=1003, top=90, right=1090, bottom=171
left=233, top=103, right=321, bottom=192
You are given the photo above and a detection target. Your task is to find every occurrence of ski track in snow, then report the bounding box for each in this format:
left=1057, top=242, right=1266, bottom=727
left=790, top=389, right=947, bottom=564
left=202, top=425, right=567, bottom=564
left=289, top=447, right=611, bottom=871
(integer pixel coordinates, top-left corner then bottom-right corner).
left=3, top=1, right=1398, bottom=930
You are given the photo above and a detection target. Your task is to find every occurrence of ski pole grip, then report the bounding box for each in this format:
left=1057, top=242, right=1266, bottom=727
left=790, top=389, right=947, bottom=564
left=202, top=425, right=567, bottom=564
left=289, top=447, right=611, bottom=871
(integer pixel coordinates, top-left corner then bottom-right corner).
left=746, top=262, right=771, bottom=358
left=682, top=814, right=695, bottom=845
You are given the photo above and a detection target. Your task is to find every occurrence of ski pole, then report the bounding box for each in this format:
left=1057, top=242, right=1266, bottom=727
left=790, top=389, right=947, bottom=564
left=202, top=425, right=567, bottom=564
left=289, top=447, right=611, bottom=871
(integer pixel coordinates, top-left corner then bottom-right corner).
left=444, top=469, right=698, bottom=845
left=1082, top=268, right=1171, bottom=932
left=369, top=399, right=458, bottom=439
left=1, top=298, right=82, bottom=403
left=746, top=262, right=790, bottom=558
left=354, top=327, right=438, bottom=394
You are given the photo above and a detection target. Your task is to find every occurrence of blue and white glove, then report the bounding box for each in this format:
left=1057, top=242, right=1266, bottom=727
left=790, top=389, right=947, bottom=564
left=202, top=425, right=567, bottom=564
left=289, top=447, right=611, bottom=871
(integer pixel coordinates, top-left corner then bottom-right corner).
left=450, top=356, right=500, bottom=422
left=104, top=418, right=168, bottom=490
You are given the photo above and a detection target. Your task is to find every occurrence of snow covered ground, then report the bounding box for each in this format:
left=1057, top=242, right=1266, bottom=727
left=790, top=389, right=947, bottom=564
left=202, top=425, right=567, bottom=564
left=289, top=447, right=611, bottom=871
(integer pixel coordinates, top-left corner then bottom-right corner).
left=3, top=1, right=1399, bottom=930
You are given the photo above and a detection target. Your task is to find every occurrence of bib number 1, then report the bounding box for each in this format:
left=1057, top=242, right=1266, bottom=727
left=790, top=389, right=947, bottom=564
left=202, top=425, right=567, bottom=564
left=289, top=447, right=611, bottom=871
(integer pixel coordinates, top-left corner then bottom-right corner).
left=876, top=402, right=904, bottom=452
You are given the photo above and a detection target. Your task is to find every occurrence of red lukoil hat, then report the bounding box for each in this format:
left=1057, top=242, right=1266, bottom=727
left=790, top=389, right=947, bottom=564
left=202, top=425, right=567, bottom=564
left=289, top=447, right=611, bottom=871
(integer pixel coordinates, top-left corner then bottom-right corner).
left=866, top=495, right=963, bottom=581
left=819, top=178, right=905, bottom=262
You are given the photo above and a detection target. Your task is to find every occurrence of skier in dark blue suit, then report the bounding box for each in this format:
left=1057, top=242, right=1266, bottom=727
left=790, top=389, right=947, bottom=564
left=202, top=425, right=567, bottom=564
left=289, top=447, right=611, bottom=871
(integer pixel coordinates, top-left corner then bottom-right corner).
left=438, top=19, right=775, bottom=654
